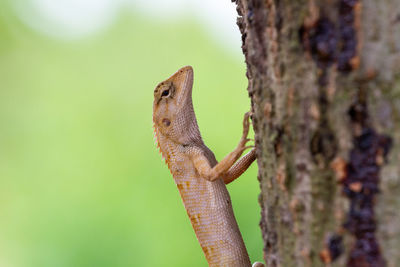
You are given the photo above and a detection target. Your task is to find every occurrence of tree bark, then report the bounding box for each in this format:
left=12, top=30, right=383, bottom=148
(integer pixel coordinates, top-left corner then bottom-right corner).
left=232, top=0, right=400, bottom=266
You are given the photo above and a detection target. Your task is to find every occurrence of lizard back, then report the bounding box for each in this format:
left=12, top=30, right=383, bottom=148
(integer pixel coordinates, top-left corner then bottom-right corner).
left=156, top=132, right=251, bottom=267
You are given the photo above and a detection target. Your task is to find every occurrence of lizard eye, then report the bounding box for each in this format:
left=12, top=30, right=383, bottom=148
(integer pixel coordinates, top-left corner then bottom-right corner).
left=161, top=89, right=170, bottom=97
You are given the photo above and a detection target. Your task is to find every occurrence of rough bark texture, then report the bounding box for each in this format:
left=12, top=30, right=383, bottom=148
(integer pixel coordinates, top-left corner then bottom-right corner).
left=232, top=0, right=400, bottom=266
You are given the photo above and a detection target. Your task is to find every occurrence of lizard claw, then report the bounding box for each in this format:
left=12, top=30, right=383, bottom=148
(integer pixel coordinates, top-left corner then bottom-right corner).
left=241, top=112, right=251, bottom=144
left=243, top=112, right=250, bottom=129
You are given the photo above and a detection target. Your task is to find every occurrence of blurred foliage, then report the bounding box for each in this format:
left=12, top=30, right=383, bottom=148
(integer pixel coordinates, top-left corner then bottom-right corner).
left=0, top=2, right=262, bottom=266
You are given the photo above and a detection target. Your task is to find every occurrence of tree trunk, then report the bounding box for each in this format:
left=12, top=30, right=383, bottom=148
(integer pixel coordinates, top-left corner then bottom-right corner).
left=232, top=0, right=400, bottom=266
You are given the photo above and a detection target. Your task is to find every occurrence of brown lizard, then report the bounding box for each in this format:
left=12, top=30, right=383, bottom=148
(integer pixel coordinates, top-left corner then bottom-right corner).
left=153, top=66, right=264, bottom=267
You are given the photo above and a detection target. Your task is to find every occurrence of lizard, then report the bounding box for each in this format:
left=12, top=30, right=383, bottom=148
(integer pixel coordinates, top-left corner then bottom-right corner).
left=153, top=66, right=264, bottom=267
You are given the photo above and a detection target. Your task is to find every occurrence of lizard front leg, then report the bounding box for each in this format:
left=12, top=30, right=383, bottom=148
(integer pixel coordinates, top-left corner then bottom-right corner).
left=192, top=112, right=253, bottom=182
left=222, top=148, right=256, bottom=184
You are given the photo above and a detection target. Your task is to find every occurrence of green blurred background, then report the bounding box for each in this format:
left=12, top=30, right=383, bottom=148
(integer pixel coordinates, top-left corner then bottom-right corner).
left=0, top=0, right=262, bottom=266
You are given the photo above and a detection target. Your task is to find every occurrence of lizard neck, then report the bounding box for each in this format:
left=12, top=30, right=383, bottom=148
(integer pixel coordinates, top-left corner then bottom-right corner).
left=174, top=97, right=203, bottom=145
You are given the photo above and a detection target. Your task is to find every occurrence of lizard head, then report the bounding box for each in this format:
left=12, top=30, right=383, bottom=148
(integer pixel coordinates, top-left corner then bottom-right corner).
left=153, top=66, right=202, bottom=145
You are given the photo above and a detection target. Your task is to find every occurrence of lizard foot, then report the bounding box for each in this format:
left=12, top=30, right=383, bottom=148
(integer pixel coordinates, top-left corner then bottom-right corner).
left=239, top=112, right=252, bottom=148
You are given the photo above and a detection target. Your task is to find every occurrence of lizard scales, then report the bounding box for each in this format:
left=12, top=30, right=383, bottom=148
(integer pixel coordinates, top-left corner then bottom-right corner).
left=153, top=66, right=259, bottom=267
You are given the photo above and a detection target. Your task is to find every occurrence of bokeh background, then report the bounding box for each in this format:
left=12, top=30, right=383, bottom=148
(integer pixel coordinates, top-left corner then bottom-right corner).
left=0, top=0, right=263, bottom=266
